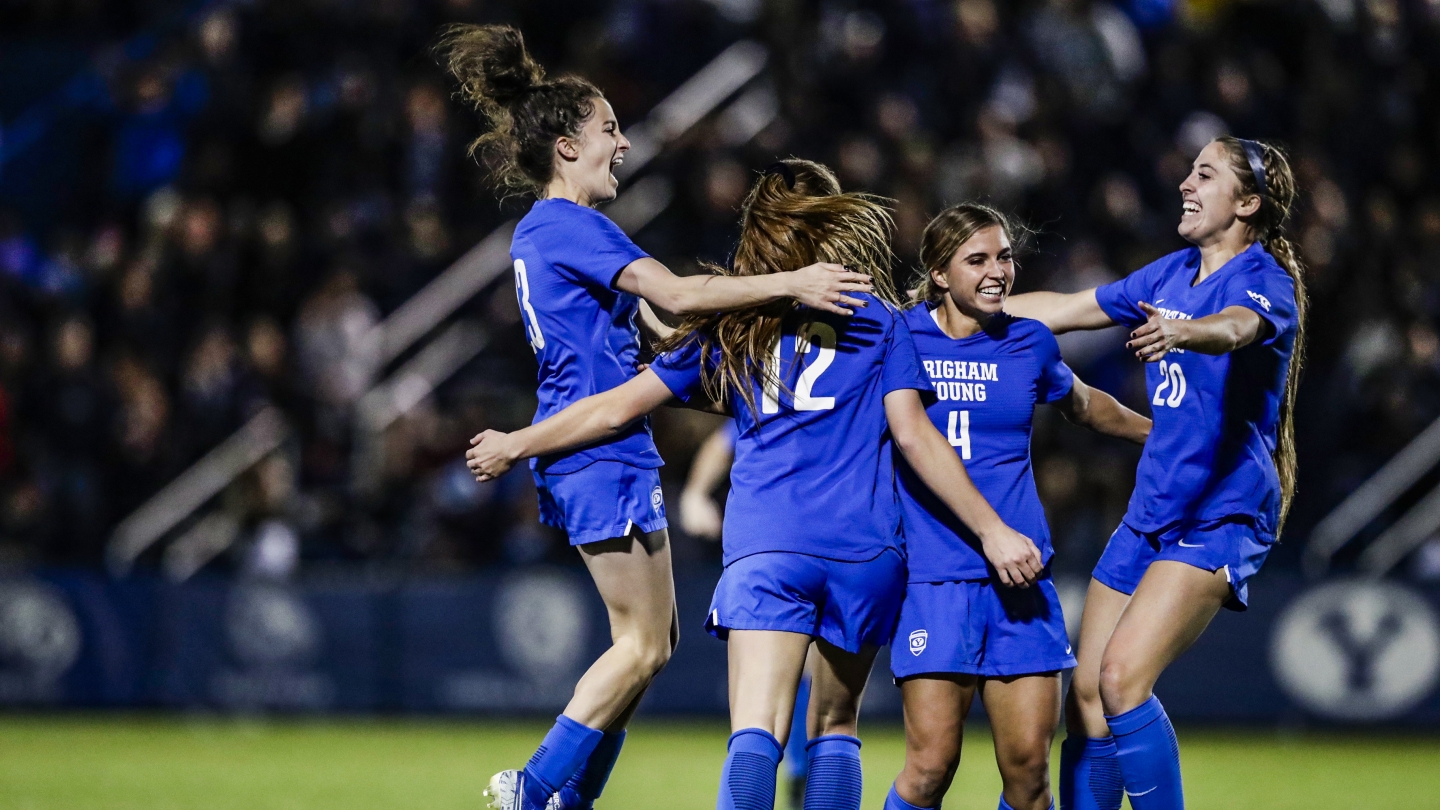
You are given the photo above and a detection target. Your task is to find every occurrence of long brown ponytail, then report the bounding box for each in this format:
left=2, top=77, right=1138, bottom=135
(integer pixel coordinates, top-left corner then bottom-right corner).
left=435, top=24, right=603, bottom=196
left=655, top=159, right=900, bottom=414
left=1215, top=135, right=1308, bottom=530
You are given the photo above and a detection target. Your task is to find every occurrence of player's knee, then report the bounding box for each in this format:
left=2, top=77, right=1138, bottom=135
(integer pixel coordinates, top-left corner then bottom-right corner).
left=1069, top=668, right=1102, bottom=707
left=1097, top=657, right=1143, bottom=713
left=634, top=636, right=673, bottom=676
left=997, top=743, right=1050, bottom=799
left=900, top=750, right=957, bottom=806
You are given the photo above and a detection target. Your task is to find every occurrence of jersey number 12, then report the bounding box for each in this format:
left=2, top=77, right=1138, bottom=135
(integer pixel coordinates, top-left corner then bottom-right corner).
left=762, top=320, right=837, bottom=413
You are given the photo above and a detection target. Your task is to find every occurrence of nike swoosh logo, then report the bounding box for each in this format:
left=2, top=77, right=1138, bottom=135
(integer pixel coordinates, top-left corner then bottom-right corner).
left=1177, top=539, right=1204, bottom=548
left=1126, top=787, right=1158, bottom=797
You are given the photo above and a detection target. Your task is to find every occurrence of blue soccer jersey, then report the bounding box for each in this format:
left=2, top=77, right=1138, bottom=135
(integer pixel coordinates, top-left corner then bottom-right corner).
left=1095, top=242, right=1297, bottom=537
left=898, top=308, right=1075, bottom=582
left=651, top=294, right=929, bottom=565
left=510, top=198, right=661, bottom=474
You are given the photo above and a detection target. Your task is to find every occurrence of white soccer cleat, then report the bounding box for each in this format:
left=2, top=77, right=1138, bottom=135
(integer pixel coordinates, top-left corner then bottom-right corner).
left=484, top=770, right=523, bottom=810
left=483, top=770, right=563, bottom=810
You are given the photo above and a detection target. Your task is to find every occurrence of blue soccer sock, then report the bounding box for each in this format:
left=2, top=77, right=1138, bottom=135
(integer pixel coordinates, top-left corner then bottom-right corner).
left=803, top=734, right=862, bottom=810
left=1105, top=696, right=1183, bottom=810
left=785, top=675, right=812, bottom=780
left=718, top=728, right=782, bottom=810
left=1059, top=734, right=1123, bottom=810
left=883, top=783, right=933, bottom=810
left=521, top=715, right=604, bottom=810
left=556, top=730, right=625, bottom=810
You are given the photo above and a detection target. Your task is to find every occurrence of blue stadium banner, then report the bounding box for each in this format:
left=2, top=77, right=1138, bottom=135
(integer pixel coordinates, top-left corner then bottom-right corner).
left=1, top=569, right=1437, bottom=724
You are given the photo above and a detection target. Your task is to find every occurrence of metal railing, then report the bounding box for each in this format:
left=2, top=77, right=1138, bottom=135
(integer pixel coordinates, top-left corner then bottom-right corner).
left=1303, top=415, right=1440, bottom=579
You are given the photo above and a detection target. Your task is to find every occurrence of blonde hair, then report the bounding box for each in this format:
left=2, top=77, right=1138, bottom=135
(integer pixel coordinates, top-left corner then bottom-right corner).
left=1214, top=135, right=1308, bottom=530
left=656, top=159, right=899, bottom=414
left=912, top=202, right=1018, bottom=307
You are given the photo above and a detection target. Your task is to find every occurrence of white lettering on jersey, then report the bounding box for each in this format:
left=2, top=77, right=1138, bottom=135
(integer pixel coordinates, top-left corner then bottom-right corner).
left=1247, top=290, right=1272, bottom=311
left=923, top=359, right=999, bottom=381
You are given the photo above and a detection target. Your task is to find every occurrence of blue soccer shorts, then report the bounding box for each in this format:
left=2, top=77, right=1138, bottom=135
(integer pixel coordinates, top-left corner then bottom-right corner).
left=1092, top=515, right=1274, bottom=610
left=890, top=572, right=1076, bottom=680
left=533, top=460, right=667, bottom=546
left=705, top=548, right=906, bottom=653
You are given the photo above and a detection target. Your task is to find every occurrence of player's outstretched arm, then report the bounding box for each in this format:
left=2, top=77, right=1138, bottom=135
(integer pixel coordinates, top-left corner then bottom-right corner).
left=1055, top=377, right=1151, bottom=445
left=1126, top=302, right=1267, bottom=362
left=616, top=257, right=873, bottom=317
left=1005, top=289, right=1113, bottom=334
left=884, top=388, right=1043, bottom=587
left=466, top=370, right=675, bottom=482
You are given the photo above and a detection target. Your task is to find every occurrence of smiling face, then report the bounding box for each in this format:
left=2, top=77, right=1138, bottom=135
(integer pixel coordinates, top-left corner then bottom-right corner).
left=1178, top=140, right=1261, bottom=246
left=934, top=224, right=1014, bottom=322
left=554, top=97, right=629, bottom=205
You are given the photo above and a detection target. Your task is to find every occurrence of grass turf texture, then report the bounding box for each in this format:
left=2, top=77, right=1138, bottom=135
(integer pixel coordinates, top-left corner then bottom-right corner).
left=3, top=716, right=1437, bottom=809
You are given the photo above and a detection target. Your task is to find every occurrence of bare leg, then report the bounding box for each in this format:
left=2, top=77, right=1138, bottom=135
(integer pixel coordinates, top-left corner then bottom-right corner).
left=1064, top=579, right=1130, bottom=738
left=983, top=673, right=1063, bottom=810
left=1098, top=561, right=1229, bottom=715
left=727, top=629, right=813, bottom=739
left=561, top=528, right=678, bottom=730
left=893, top=674, right=978, bottom=807
left=806, top=638, right=880, bottom=739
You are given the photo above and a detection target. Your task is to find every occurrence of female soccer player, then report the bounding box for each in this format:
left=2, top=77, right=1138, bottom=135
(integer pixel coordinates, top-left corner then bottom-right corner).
left=468, top=159, right=1046, bottom=810
left=883, top=204, right=1150, bottom=810
left=436, top=26, right=873, bottom=810
left=1005, top=137, right=1306, bottom=810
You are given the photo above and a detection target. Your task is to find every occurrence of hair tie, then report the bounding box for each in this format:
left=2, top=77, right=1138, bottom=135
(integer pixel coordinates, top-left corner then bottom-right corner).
left=763, top=162, right=796, bottom=190
left=1238, top=139, right=1269, bottom=204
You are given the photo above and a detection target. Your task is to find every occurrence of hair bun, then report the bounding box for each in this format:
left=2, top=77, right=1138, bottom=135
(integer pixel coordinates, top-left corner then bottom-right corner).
left=437, top=24, right=545, bottom=112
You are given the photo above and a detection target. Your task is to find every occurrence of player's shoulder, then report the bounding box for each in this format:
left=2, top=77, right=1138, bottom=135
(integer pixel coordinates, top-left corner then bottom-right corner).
left=1137, top=246, right=1199, bottom=278
left=994, top=312, right=1061, bottom=352
left=517, top=198, right=617, bottom=238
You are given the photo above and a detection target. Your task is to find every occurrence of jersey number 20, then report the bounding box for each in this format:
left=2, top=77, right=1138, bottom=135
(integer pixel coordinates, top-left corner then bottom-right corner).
left=514, top=259, right=545, bottom=353
left=1152, top=359, right=1186, bottom=408
left=762, top=320, right=837, bottom=413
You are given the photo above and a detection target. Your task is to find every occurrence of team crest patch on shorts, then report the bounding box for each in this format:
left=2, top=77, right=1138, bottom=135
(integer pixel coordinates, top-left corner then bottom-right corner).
left=909, top=629, right=928, bottom=656
left=651, top=486, right=664, bottom=513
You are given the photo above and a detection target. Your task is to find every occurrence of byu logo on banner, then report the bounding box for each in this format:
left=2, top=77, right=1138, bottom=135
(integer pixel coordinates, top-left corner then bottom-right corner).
left=1271, top=581, right=1440, bottom=721
left=909, top=629, right=928, bottom=656
left=0, top=580, right=81, bottom=699
left=496, top=571, right=588, bottom=680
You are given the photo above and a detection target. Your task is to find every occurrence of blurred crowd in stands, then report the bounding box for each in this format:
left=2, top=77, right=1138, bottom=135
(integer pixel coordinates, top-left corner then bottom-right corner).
left=2, top=0, right=1439, bottom=579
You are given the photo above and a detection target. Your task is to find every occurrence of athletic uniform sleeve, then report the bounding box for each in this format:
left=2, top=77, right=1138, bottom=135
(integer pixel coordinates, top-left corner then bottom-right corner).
left=650, top=337, right=707, bottom=402
left=539, top=206, right=650, bottom=290
left=1224, top=266, right=1297, bottom=347
left=1094, top=259, right=1167, bottom=328
left=881, top=308, right=931, bottom=394
left=1033, top=325, right=1076, bottom=404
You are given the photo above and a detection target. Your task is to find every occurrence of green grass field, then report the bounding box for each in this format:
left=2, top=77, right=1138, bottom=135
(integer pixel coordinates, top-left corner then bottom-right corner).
left=2, top=716, right=1437, bottom=809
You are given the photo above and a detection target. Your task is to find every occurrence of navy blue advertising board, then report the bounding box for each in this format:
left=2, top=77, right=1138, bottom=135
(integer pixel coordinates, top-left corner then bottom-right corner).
left=0, top=568, right=1436, bottom=726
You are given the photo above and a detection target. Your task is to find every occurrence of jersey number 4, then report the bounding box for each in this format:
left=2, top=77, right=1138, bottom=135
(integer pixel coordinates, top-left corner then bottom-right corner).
left=514, top=259, right=545, bottom=353
left=762, top=321, right=837, bottom=413
left=1152, top=359, right=1187, bottom=408
left=947, top=410, right=971, bottom=460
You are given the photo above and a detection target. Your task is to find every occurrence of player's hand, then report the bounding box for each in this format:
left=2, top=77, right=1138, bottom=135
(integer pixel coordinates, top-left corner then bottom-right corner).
left=979, top=525, right=1044, bottom=588
left=788, top=263, right=873, bottom=316
left=466, top=430, right=518, bottom=482
left=1126, top=302, right=1186, bottom=363
left=679, top=488, right=723, bottom=540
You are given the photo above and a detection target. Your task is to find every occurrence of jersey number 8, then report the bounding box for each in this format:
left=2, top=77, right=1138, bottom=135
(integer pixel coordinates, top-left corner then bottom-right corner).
left=762, top=320, right=837, bottom=413
left=1152, top=359, right=1187, bottom=408
left=514, top=259, right=545, bottom=353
